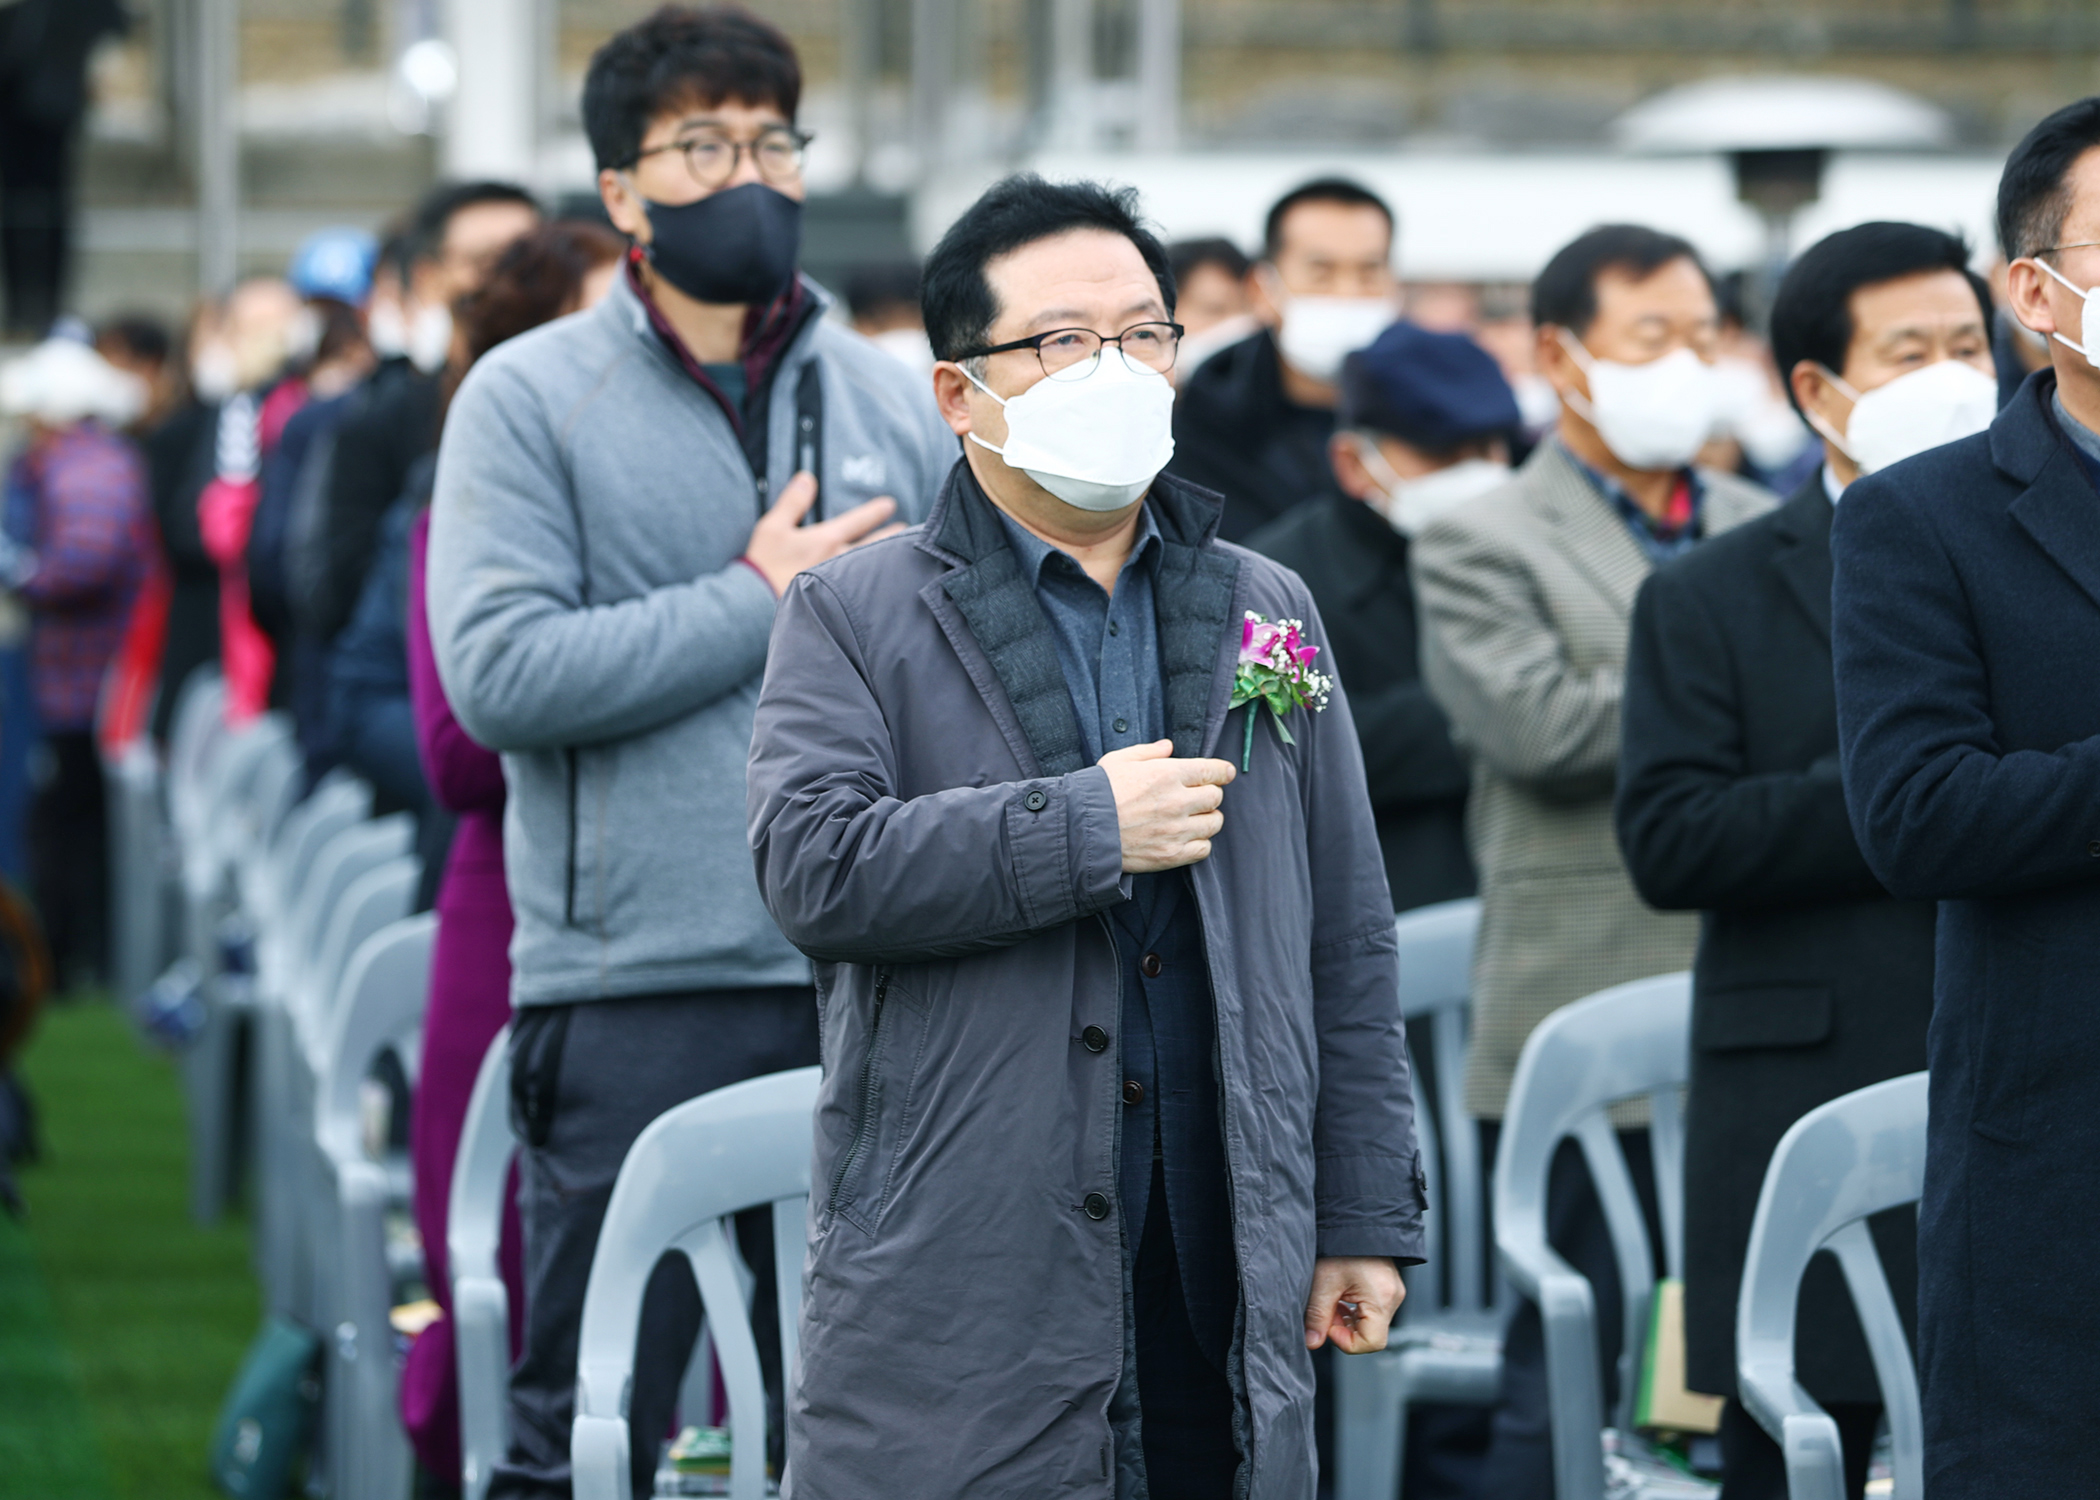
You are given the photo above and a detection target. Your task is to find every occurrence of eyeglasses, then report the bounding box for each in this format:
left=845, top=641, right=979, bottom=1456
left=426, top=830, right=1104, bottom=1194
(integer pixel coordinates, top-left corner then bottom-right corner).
left=2035, top=242, right=2100, bottom=258
left=953, top=322, right=1186, bottom=381
left=630, top=127, right=812, bottom=189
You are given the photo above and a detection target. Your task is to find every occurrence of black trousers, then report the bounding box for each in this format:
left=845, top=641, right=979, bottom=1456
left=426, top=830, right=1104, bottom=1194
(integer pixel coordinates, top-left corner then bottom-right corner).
left=0, top=97, right=73, bottom=336
left=492, top=987, right=819, bottom=1500
left=29, top=730, right=107, bottom=987
left=1718, top=1396, right=1879, bottom=1500
left=1134, top=1155, right=1238, bottom=1500
left=1478, top=1124, right=1661, bottom=1500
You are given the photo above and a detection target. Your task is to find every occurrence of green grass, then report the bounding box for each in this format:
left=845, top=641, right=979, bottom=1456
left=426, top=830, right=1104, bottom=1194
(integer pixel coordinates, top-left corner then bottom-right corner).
left=3, top=998, right=261, bottom=1500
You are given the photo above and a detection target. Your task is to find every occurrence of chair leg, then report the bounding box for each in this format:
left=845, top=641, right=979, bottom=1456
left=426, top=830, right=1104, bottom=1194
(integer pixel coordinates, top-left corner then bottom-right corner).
left=1332, top=1350, right=1406, bottom=1500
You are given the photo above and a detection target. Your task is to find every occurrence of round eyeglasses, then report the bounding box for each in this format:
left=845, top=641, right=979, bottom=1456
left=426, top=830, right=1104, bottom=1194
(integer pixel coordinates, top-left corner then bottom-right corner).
left=954, top=322, right=1185, bottom=381
left=630, top=128, right=812, bottom=190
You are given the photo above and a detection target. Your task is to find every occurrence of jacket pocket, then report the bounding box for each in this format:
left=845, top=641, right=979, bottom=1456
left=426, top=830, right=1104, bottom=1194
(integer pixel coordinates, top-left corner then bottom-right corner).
left=1691, top=983, right=1832, bottom=1052
left=827, top=969, right=932, bottom=1234
left=508, top=1004, right=573, bottom=1148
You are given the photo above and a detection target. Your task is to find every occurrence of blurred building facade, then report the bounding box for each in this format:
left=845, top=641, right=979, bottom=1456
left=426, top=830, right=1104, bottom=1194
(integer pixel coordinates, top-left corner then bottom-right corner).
left=54, top=0, right=2100, bottom=322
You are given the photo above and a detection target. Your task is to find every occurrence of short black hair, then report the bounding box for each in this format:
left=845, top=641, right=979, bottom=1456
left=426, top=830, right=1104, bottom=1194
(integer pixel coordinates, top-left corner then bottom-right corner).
left=1169, top=237, right=1249, bottom=286
left=97, top=312, right=171, bottom=367
left=921, top=175, right=1175, bottom=364
left=1998, top=97, right=2100, bottom=260
left=843, top=261, right=922, bottom=322
left=1262, top=178, right=1394, bottom=261
left=1531, top=223, right=1710, bottom=335
left=409, top=180, right=540, bottom=263
left=1768, top=221, right=1993, bottom=416
left=582, top=4, right=802, bottom=173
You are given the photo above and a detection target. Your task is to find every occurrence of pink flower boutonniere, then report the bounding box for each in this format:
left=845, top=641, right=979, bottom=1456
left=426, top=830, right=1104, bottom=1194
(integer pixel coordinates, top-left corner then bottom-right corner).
left=1229, top=611, right=1334, bottom=771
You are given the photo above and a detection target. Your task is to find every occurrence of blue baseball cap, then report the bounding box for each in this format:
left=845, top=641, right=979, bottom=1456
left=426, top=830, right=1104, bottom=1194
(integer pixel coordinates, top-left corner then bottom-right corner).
left=288, top=227, right=378, bottom=305
left=1339, top=322, right=1521, bottom=452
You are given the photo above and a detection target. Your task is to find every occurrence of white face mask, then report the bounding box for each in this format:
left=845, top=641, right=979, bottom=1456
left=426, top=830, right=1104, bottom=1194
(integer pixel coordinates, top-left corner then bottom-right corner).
left=1809, top=358, right=1998, bottom=476
left=1558, top=331, right=1718, bottom=472
left=1176, top=313, right=1260, bottom=376
left=965, top=352, right=1177, bottom=513
left=2031, top=256, right=2100, bottom=366
left=368, top=300, right=408, bottom=359
left=1275, top=295, right=1398, bottom=384
left=190, top=341, right=238, bottom=403
left=1354, top=438, right=1509, bottom=535
left=407, top=303, right=453, bottom=375
left=870, top=327, right=935, bottom=377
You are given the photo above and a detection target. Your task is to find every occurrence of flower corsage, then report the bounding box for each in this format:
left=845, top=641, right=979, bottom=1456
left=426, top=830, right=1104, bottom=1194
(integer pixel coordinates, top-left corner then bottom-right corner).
left=1229, top=611, right=1333, bottom=771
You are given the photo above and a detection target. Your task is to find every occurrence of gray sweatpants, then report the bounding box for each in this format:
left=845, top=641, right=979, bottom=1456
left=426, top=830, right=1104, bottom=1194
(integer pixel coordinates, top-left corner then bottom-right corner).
left=489, top=987, right=820, bottom=1500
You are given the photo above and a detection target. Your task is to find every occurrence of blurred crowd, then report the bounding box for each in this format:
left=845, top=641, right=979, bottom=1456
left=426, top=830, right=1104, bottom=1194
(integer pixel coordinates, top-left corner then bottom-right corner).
left=2, top=3, right=2094, bottom=1499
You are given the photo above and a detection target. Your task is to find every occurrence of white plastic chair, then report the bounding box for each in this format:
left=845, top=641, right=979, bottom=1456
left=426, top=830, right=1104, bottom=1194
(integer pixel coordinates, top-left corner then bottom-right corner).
left=571, top=1067, right=821, bottom=1500
left=311, top=913, right=436, bottom=1500
left=1737, top=1072, right=1926, bottom=1500
left=1334, top=899, right=1502, bottom=1500
left=1494, top=972, right=1695, bottom=1500
left=450, top=1025, right=514, bottom=1500
left=164, top=666, right=228, bottom=850
left=101, top=735, right=168, bottom=1009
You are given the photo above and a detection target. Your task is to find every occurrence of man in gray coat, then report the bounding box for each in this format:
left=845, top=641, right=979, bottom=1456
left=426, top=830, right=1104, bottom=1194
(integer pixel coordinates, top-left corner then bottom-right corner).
left=427, top=10, right=954, bottom=1498
left=748, top=175, right=1424, bottom=1499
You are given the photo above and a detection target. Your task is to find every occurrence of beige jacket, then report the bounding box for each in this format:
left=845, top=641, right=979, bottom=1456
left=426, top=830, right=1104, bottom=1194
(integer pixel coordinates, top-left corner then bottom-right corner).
left=1411, top=441, right=1773, bottom=1117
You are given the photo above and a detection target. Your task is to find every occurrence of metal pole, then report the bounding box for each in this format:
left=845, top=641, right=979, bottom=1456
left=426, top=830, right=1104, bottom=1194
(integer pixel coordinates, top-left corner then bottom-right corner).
left=1048, top=0, right=1093, bottom=149
left=910, top=0, right=955, bottom=177
left=1134, top=0, right=1179, bottom=152
left=844, top=0, right=880, bottom=183
left=196, top=0, right=240, bottom=296
left=445, top=0, right=539, bottom=181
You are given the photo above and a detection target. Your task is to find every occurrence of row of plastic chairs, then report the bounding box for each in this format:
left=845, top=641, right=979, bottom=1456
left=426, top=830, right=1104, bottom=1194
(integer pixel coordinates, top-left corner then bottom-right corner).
left=1335, top=899, right=1926, bottom=1500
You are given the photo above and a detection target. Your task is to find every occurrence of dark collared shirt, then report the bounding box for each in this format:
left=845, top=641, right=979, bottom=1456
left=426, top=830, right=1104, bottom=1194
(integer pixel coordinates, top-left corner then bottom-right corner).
left=994, top=504, right=1166, bottom=760
left=1561, top=438, right=1707, bottom=564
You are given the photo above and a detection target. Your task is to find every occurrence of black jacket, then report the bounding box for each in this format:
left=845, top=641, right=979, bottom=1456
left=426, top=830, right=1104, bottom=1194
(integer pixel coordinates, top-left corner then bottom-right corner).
left=1247, top=494, right=1473, bottom=912
left=1618, top=475, right=1932, bottom=1404
left=145, top=400, right=221, bottom=742
left=296, top=359, right=438, bottom=643
left=1169, top=329, right=1339, bottom=542
left=1832, top=372, right=2100, bottom=1495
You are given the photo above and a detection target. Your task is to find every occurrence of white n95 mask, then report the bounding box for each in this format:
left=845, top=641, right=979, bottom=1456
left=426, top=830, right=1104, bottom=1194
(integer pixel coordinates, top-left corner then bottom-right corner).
left=1558, top=331, right=1719, bottom=472
left=1354, top=438, right=1508, bottom=535
left=965, top=352, right=1177, bottom=512
left=2031, top=256, right=2100, bottom=366
left=1276, top=296, right=1398, bottom=384
left=1810, top=359, right=1998, bottom=476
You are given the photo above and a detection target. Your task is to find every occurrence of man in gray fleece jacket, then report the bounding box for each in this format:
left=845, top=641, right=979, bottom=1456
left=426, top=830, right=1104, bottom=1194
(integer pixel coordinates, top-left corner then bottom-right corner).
left=425, top=10, right=953, bottom=1497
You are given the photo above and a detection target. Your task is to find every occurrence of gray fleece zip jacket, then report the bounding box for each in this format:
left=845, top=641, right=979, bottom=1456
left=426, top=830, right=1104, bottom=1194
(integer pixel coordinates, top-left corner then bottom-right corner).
left=427, top=272, right=956, bottom=1005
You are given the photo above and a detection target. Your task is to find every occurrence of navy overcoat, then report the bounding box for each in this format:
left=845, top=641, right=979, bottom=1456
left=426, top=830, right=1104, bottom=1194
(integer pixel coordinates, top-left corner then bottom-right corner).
left=1831, top=370, right=2100, bottom=1498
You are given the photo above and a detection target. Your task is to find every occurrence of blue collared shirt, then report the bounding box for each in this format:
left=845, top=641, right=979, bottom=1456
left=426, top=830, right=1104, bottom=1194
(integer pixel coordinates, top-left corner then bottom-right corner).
left=1560, top=439, right=1707, bottom=564
left=993, top=503, right=1166, bottom=761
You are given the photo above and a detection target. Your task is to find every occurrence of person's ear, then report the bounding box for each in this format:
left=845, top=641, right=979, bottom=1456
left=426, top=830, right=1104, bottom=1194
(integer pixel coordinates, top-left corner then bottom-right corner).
left=1536, top=324, right=1584, bottom=400
left=599, top=169, right=649, bottom=243
left=2005, top=257, right=2062, bottom=338
left=932, top=362, right=976, bottom=438
left=1329, top=433, right=1375, bottom=501
left=1248, top=265, right=1284, bottom=329
left=1789, top=360, right=1852, bottom=436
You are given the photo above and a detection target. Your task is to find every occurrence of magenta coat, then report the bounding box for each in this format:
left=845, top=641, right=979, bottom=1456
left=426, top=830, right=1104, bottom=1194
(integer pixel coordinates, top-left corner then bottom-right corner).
left=400, top=508, right=523, bottom=1483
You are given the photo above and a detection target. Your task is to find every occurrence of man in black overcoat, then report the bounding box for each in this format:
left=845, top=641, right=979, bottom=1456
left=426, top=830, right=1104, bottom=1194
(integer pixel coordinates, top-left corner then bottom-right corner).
left=1248, top=320, right=1517, bottom=914
left=1621, top=221, right=2001, bottom=1497
left=1832, top=100, right=2100, bottom=1497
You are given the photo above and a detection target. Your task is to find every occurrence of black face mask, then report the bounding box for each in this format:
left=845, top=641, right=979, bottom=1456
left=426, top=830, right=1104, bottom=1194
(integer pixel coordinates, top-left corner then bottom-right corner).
left=640, top=181, right=802, bottom=306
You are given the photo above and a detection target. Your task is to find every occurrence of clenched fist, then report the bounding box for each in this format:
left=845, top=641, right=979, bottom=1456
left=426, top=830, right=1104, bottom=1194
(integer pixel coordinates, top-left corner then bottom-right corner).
left=1099, top=740, right=1237, bottom=873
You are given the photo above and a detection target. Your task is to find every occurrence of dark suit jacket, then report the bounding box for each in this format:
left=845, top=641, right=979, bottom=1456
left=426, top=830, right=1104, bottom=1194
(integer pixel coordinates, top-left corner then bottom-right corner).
left=1169, top=329, right=1340, bottom=542
left=1247, top=494, right=1473, bottom=911
left=1619, top=476, right=1932, bottom=1404
left=1832, top=370, right=2100, bottom=1497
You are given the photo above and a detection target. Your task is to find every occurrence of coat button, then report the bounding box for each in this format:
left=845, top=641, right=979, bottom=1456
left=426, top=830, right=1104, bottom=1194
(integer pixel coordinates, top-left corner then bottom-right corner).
left=1081, top=1025, right=1109, bottom=1053
left=2088, top=839, right=2100, bottom=858
left=1024, top=788, right=1048, bottom=812
left=1113, top=717, right=1128, bottom=734
left=1083, top=1192, right=1111, bottom=1220
left=1140, top=952, right=1163, bottom=978
left=1123, top=1080, right=1144, bottom=1105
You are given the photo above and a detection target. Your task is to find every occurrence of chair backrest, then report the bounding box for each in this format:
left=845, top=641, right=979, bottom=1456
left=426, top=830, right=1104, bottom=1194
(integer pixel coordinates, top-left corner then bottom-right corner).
left=572, top=1067, right=822, bottom=1500
left=450, top=1025, right=514, bottom=1500
left=102, top=738, right=167, bottom=1007
left=1394, top=899, right=1481, bottom=1314
left=185, top=716, right=292, bottom=897
left=315, top=914, right=436, bottom=1165
left=1494, top=972, right=1691, bottom=1433
left=302, top=856, right=420, bottom=1068
left=165, top=667, right=227, bottom=834
left=1737, top=1072, right=1926, bottom=1500
left=284, top=814, right=412, bottom=1009
left=255, top=773, right=370, bottom=944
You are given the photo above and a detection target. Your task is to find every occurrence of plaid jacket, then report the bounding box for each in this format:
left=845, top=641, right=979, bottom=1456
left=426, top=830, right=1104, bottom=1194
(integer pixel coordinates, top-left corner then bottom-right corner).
left=10, top=424, right=154, bottom=732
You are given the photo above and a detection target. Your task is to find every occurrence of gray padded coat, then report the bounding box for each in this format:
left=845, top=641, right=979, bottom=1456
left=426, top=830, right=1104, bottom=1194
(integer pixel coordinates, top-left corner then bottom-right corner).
left=748, top=463, right=1426, bottom=1499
